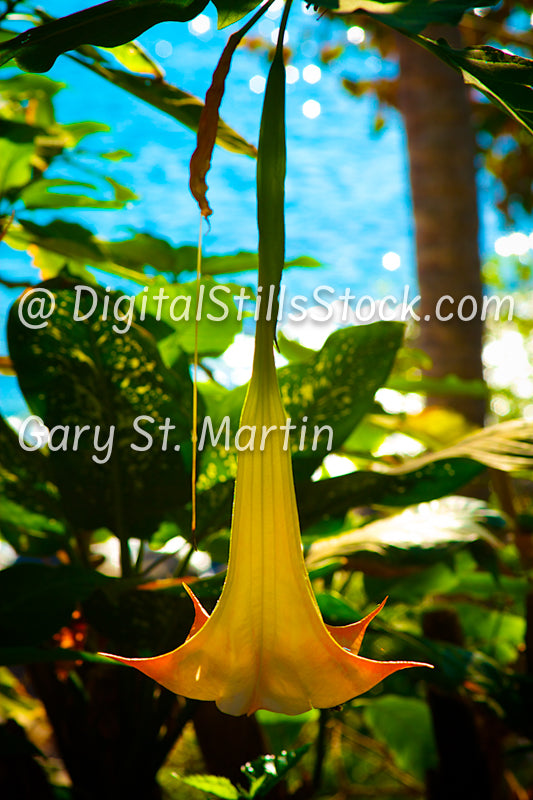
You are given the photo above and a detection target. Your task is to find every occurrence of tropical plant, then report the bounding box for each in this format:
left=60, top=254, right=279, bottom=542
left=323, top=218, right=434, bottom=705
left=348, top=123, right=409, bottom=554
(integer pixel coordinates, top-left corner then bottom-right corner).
left=1, top=0, right=533, bottom=798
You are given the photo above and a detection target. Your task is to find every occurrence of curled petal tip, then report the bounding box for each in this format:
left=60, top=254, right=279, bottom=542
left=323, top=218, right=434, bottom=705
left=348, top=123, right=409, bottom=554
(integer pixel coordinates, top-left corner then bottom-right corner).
left=326, top=597, right=388, bottom=653
left=182, top=583, right=210, bottom=640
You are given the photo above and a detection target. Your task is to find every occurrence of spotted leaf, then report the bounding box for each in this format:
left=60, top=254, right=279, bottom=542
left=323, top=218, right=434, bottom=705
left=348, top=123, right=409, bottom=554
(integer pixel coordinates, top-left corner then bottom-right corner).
left=7, top=278, right=200, bottom=539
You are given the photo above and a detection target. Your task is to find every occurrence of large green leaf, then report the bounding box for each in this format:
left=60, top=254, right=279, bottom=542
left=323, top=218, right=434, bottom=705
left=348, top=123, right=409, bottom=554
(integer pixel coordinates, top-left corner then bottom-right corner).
left=364, top=696, right=437, bottom=781
left=241, top=746, right=311, bottom=797
left=177, top=775, right=240, bottom=799
left=0, top=413, right=67, bottom=555
left=18, top=176, right=136, bottom=210
left=414, top=39, right=533, bottom=137
left=100, top=40, right=163, bottom=76
left=454, top=602, right=525, bottom=665
left=0, top=73, right=64, bottom=98
left=5, top=218, right=110, bottom=270
left=7, top=279, right=197, bottom=539
left=73, top=60, right=257, bottom=157
left=137, top=276, right=243, bottom=357
left=0, top=499, right=67, bottom=557
left=212, top=0, right=263, bottom=29
left=280, top=322, right=404, bottom=477
left=4, top=220, right=311, bottom=283
left=382, top=418, right=533, bottom=473
left=199, top=322, right=405, bottom=484
left=297, top=458, right=483, bottom=529
left=0, top=0, right=209, bottom=72
left=0, top=563, right=112, bottom=646
left=173, top=745, right=310, bottom=799
left=0, top=413, right=61, bottom=520
left=105, top=236, right=291, bottom=277
left=332, top=0, right=498, bottom=34
left=193, top=448, right=483, bottom=540
left=306, top=496, right=498, bottom=566
left=0, top=139, right=34, bottom=196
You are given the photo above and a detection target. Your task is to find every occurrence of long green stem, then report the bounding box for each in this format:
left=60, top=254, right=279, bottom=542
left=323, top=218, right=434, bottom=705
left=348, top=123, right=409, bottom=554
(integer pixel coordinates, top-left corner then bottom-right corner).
left=256, top=0, right=292, bottom=358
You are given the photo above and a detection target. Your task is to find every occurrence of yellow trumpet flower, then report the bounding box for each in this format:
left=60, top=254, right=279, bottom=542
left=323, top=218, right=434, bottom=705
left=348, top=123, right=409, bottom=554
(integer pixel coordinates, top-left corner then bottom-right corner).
left=102, top=322, right=430, bottom=716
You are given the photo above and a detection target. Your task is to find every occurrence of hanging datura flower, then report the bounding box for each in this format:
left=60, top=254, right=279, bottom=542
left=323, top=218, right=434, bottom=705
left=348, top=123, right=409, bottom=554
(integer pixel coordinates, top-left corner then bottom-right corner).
left=102, top=322, right=430, bottom=716
left=101, top=1, right=430, bottom=715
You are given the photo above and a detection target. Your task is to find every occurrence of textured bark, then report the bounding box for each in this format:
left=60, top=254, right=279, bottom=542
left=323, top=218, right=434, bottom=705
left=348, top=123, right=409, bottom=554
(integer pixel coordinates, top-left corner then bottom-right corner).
left=396, top=29, right=485, bottom=426
left=422, top=609, right=509, bottom=800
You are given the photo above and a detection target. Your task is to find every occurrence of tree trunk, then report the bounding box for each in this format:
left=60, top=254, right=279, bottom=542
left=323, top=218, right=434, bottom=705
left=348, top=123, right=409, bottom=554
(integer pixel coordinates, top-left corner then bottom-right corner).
left=396, top=29, right=485, bottom=426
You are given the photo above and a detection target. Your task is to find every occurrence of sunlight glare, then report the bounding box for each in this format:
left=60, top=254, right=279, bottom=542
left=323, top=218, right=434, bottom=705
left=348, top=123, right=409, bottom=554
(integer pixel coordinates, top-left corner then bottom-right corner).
left=250, top=75, right=266, bottom=94
left=382, top=251, right=401, bottom=271
left=347, top=26, right=365, bottom=44
left=267, top=0, right=284, bottom=18
left=303, top=100, right=321, bottom=118
left=286, top=65, right=300, bottom=84
left=374, top=433, right=425, bottom=457
left=155, top=40, right=173, bottom=58
left=303, top=64, right=321, bottom=84
left=189, top=14, right=211, bottom=35
left=495, top=232, right=530, bottom=256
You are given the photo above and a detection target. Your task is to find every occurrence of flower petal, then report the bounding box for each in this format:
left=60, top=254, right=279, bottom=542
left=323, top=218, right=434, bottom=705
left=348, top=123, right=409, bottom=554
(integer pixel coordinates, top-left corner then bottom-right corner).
left=183, top=583, right=210, bottom=640
left=326, top=598, right=388, bottom=653
left=100, top=326, right=432, bottom=716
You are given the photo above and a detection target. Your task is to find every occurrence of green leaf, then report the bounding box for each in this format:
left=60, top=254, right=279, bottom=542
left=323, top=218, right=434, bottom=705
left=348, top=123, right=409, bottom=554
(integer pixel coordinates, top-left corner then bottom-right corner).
left=4, top=218, right=104, bottom=282
left=0, top=496, right=66, bottom=557
left=60, top=120, right=110, bottom=146
left=332, top=0, right=499, bottom=35
left=455, top=603, right=525, bottom=665
left=0, top=563, right=112, bottom=646
left=4, top=219, right=141, bottom=278
left=387, top=372, right=487, bottom=398
left=75, top=62, right=257, bottom=157
left=306, top=496, right=498, bottom=567
left=296, top=458, right=484, bottom=530
left=241, top=746, right=311, bottom=798
left=364, top=696, right=437, bottom=781
left=18, top=176, right=137, bottom=210
left=453, top=571, right=528, bottom=614
left=200, top=251, right=319, bottom=276
left=383, top=418, right=533, bottom=473
left=0, top=0, right=209, bottom=73
left=0, top=139, right=34, bottom=195
left=101, top=149, right=132, bottom=161
left=276, top=330, right=316, bottom=364
left=316, top=591, right=362, bottom=625
left=0, top=72, right=65, bottom=98
left=415, top=38, right=533, bottom=136
left=4, top=220, right=291, bottom=284
left=213, top=0, right=263, bottom=29
left=0, top=413, right=62, bottom=522
left=193, top=455, right=485, bottom=536
left=7, top=279, right=198, bottom=539
left=138, top=276, right=242, bottom=357
left=106, top=237, right=314, bottom=278
left=100, top=41, right=163, bottom=77
left=175, top=774, right=240, bottom=799
left=199, top=322, right=405, bottom=484
left=279, top=322, right=404, bottom=479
